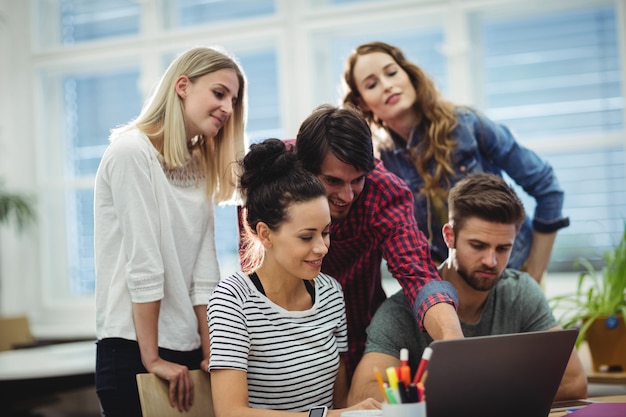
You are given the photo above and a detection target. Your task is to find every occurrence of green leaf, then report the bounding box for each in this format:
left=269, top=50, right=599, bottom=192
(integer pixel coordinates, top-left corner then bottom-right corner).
left=549, top=221, right=626, bottom=344
left=0, top=184, right=36, bottom=231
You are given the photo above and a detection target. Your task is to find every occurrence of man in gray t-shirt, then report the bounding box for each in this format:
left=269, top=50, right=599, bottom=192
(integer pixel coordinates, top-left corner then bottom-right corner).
left=347, top=173, right=587, bottom=404
left=365, top=269, right=556, bottom=370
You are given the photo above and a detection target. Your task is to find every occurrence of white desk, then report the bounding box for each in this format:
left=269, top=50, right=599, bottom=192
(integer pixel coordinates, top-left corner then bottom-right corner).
left=0, top=340, right=95, bottom=381
left=0, top=340, right=96, bottom=414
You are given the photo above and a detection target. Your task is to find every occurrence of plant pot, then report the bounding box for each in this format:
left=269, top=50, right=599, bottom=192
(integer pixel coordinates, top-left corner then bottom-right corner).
left=585, top=315, right=626, bottom=373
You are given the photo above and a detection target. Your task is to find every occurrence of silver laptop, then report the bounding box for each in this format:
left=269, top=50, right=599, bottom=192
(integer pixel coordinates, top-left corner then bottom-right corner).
left=424, top=329, right=578, bottom=417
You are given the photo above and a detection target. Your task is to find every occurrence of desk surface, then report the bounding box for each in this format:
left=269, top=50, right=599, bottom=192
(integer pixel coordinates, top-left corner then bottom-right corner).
left=549, top=395, right=626, bottom=416
left=0, top=340, right=95, bottom=381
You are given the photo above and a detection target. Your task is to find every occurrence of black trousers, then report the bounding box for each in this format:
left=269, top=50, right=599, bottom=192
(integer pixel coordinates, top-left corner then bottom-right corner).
left=95, top=338, right=202, bottom=417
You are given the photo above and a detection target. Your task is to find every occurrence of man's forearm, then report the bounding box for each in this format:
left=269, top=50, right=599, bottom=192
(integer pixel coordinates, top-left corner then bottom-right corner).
left=422, top=302, right=463, bottom=340
left=348, top=352, right=399, bottom=405
left=348, top=380, right=385, bottom=406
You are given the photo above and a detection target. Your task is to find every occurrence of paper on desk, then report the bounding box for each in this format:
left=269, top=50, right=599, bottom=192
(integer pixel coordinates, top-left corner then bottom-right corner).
left=566, top=403, right=626, bottom=417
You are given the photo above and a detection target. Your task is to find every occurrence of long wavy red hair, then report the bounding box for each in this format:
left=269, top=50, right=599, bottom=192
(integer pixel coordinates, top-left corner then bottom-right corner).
left=343, top=41, right=459, bottom=201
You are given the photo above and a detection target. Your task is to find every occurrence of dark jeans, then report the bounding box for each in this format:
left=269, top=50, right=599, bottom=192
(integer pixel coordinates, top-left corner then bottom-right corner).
left=95, top=338, right=202, bottom=417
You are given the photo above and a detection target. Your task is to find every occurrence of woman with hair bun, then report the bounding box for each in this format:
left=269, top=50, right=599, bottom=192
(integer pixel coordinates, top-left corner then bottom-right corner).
left=208, top=139, right=380, bottom=417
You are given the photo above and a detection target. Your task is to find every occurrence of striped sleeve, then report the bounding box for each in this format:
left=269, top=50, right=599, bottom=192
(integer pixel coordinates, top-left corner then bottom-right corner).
left=208, top=274, right=251, bottom=371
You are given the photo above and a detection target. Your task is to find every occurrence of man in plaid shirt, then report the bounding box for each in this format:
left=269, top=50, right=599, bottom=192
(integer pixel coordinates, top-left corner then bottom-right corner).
left=295, top=104, right=463, bottom=381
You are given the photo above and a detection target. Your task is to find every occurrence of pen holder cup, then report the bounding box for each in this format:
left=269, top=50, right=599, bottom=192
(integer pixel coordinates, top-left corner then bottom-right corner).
left=382, top=401, right=427, bottom=417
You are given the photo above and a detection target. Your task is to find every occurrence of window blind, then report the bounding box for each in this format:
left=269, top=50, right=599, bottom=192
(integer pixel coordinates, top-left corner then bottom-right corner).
left=480, top=5, right=625, bottom=271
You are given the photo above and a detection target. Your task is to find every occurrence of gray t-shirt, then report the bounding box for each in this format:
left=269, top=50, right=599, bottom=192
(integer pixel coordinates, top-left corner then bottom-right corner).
left=364, top=269, right=558, bottom=371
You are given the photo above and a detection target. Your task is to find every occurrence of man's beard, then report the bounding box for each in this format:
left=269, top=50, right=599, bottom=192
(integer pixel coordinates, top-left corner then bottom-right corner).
left=457, top=265, right=500, bottom=292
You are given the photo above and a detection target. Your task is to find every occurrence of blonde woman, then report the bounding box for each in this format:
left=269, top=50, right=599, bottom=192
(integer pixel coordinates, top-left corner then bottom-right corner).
left=94, top=46, right=246, bottom=417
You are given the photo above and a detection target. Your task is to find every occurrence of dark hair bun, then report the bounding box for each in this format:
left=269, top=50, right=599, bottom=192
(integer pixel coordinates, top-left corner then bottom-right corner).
left=240, top=138, right=296, bottom=197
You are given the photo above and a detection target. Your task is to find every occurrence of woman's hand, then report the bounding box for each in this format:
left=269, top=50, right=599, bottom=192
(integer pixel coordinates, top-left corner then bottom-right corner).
left=149, top=359, right=194, bottom=412
left=131, top=301, right=196, bottom=411
left=200, top=357, right=210, bottom=373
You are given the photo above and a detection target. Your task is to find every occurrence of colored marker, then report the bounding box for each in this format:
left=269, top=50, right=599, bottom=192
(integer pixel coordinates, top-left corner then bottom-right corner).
left=397, top=380, right=409, bottom=403
left=373, top=367, right=390, bottom=403
left=386, top=366, right=399, bottom=390
left=399, top=348, right=411, bottom=386
left=385, top=387, right=398, bottom=404
left=420, top=370, right=428, bottom=385
left=417, top=381, right=425, bottom=402
left=412, top=346, right=432, bottom=385
left=407, top=383, right=419, bottom=403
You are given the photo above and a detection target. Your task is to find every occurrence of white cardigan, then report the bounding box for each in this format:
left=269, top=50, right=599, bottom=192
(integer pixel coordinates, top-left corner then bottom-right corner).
left=94, top=128, right=220, bottom=351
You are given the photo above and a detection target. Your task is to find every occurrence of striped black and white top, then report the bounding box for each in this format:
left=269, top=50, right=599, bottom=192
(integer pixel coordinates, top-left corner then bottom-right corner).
left=208, top=271, right=348, bottom=411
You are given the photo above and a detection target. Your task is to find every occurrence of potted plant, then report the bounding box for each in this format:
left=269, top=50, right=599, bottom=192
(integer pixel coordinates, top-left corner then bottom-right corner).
left=0, top=182, right=36, bottom=230
left=550, top=223, right=626, bottom=372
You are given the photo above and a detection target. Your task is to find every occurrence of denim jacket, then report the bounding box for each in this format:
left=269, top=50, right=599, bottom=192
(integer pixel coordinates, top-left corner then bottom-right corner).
left=380, top=109, right=569, bottom=269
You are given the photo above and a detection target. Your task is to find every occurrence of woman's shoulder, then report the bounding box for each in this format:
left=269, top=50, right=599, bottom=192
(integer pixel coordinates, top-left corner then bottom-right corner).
left=109, top=125, right=144, bottom=142
left=97, top=128, right=158, bottom=178
left=454, top=107, right=485, bottom=125
left=452, top=107, right=508, bottom=148
left=106, top=127, right=155, bottom=158
left=315, top=273, right=347, bottom=300
left=211, top=272, right=254, bottom=300
left=454, top=107, right=505, bottom=133
left=315, top=273, right=342, bottom=289
left=219, top=271, right=251, bottom=288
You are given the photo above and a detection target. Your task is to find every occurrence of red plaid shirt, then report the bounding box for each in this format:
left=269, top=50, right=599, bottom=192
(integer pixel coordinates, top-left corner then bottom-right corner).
left=323, top=160, right=457, bottom=379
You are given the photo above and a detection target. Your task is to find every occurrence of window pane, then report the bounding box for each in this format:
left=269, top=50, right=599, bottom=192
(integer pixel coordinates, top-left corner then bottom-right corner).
left=65, top=71, right=141, bottom=294
left=215, top=47, right=282, bottom=277
left=239, top=49, right=282, bottom=143
left=163, top=0, right=275, bottom=29
left=479, top=5, right=624, bottom=272
left=68, top=188, right=96, bottom=295
left=545, top=148, right=626, bottom=272
left=314, top=28, right=446, bottom=107
left=40, top=68, right=141, bottom=296
left=36, top=0, right=141, bottom=46
left=506, top=148, right=626, bottom=271
left=65, top=70, right=143, bottom=177
left=481, top=6, right=623, bottom=138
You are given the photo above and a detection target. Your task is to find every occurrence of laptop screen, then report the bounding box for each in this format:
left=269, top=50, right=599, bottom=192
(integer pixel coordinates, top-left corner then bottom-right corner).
left=424, top=329, right=578, bottom=417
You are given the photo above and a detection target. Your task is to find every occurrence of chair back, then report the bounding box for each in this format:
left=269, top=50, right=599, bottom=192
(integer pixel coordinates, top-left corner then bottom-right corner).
left=136, top=369, right=215, bottom=417
left=0, top=315, right=34, bottom=351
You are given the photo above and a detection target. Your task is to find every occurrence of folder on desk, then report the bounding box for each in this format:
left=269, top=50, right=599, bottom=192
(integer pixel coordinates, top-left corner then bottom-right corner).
left=424, top=329, right=577, bottom=417
left=566, top=402, right=626, bottom=417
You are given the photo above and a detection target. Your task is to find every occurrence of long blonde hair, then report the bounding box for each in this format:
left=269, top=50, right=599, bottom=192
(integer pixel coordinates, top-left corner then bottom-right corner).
left=343, top=41, right=457, bottom=201
left=118, top=46, right=247, bottom=203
